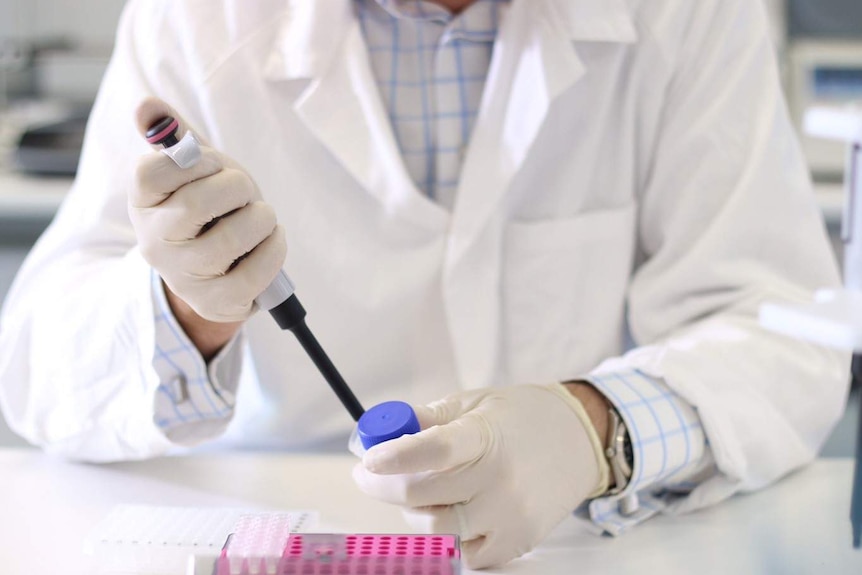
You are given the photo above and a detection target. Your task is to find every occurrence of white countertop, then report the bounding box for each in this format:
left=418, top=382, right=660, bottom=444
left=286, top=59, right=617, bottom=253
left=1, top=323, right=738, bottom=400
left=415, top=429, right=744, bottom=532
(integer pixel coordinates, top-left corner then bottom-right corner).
left=0, top=448, right=860, bottom=575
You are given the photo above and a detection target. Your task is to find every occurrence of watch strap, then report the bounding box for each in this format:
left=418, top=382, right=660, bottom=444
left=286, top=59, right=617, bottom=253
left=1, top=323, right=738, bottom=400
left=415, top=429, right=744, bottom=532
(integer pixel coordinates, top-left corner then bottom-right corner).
left=605, top=407, right=633, bottom=496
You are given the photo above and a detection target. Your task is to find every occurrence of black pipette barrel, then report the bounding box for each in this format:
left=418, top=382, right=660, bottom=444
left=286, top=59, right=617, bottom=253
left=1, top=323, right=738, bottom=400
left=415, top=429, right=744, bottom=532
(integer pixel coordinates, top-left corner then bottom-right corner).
left=268, top=294, right=366, bottom=422
left=292, top=322, right=366, bottom=422
left=852, top=354, right=862, bottom=548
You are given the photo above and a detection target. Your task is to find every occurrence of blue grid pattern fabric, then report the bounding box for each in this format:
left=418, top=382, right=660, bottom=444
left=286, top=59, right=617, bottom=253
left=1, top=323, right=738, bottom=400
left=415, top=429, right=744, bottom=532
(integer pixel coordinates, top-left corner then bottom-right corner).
left=355, top=0, right=507, bottom=209
left=584, top=370, right=712, bottom=535
left=150, top=270, right=239, bottom=434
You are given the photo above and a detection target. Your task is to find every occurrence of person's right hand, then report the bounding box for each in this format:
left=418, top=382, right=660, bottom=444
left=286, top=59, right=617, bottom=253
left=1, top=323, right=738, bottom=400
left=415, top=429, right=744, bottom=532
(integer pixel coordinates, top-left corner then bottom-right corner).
left=131, top=98, right=287, bottom=325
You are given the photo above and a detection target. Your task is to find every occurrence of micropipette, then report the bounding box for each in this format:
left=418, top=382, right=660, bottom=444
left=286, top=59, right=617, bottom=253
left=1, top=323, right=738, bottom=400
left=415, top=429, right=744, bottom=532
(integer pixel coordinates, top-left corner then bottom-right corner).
left=145, top=116, right=419, bottom=448
left=145, top=116, right=365, bottom=421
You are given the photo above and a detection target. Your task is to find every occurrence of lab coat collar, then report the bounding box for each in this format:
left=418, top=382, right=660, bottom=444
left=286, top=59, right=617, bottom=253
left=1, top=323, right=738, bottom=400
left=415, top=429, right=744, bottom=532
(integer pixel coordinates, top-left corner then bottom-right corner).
left=261, top=0, right=637, bottom=224
left=265, top=0, right=448, bottom=230
left=263, top=0, right=353, bottom=82
left=551, top=0, right=638, bottom=43
left=446, top=0, right=637, bottom=256
left=263, top=0, right=637, bottom=81
left=443, top=0, right=636, bottom=389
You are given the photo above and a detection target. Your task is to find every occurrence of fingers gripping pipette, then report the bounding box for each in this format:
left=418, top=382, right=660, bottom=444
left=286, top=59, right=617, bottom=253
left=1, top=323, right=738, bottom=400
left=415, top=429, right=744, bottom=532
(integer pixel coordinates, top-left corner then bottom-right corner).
left=145, top=117, right=419, bottom=447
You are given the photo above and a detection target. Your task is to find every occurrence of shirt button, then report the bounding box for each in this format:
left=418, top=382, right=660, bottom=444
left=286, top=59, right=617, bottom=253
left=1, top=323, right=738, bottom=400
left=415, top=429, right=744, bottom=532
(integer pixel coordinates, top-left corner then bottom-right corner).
left=170, top=375, right=189, bottom=404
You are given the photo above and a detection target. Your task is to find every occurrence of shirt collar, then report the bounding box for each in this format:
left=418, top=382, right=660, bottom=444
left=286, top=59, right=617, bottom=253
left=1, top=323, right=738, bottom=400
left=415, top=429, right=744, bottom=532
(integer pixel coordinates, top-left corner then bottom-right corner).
left=266, top=0, right=636, bottom=82
left=367, top=0, right=635, bottom=42
left=367, top=0, right=508, bottom=43
left=372, top=0, right=452, bottom=22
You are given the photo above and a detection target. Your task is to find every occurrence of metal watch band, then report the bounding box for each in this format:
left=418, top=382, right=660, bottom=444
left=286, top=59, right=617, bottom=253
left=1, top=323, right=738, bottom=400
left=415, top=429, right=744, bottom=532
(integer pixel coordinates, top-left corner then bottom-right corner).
left=605, top=407, right=633, bottom=496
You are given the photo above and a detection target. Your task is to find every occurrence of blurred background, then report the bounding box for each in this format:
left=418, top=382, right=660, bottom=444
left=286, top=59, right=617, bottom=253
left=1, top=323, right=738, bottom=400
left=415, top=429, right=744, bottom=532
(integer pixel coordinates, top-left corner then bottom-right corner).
left=0, top=0, right=860, bottom=453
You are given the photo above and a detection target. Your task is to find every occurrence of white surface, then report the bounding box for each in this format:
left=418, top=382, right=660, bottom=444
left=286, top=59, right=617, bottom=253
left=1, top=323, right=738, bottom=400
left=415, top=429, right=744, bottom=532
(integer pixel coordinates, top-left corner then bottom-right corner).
left=0, top=449, right=859, bottom=575
left=805, top=106, right=862, bottom=143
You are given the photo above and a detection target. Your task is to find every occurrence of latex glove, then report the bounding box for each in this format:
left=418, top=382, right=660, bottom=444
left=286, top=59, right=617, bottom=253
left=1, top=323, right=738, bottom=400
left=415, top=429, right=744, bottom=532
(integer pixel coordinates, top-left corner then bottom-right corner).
left=130, top=98, right=286, bottom=322
left=352, top=384, right=610, bottom=569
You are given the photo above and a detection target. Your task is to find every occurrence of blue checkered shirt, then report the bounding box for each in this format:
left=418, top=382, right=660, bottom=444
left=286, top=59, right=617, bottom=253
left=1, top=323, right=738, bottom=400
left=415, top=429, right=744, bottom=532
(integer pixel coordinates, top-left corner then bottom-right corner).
left=356, top=0, right=505, bottom=208
left=150, top=0, right=714, bottom=535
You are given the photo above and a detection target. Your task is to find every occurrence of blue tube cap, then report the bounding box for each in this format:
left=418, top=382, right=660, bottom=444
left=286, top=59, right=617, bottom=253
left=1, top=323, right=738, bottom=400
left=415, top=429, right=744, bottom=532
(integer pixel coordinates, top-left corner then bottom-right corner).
left=358, top=401, right=421, bottom=450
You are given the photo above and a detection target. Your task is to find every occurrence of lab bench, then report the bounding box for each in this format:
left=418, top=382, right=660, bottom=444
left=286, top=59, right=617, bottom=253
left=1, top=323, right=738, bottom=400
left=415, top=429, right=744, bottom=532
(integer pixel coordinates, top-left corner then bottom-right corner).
left=0, top=449, right=859, bottom=574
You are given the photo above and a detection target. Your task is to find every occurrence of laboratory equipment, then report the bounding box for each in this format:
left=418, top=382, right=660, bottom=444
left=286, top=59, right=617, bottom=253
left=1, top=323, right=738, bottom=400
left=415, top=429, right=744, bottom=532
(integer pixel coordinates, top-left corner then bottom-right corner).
left=84, top=506, right=317, bottom=575
left=14, top=112, right=87, bottom=175
left=214, top=515, right=461, bottom=575
left=788, top=41, right=862, bottom=177
left=145, top=117, right=419, bottom=448
left=784, top=0, right=862, bottom=177
left=85, top=505, right=461, bottom=575
left=759, top=104, right=862, bottom=548
left=146, top=116, right=365, bottom=422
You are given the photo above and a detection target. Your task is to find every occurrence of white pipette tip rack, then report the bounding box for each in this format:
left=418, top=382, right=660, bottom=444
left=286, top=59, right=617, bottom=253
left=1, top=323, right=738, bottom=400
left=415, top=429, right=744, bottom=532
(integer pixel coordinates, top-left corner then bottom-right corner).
left=83, top=505, right=317, bottom=575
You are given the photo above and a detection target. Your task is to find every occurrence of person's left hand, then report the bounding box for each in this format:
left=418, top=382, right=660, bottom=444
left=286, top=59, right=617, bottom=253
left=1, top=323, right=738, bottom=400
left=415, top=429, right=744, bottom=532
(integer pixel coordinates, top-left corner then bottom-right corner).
left=352, top=383, right=610, bottom=568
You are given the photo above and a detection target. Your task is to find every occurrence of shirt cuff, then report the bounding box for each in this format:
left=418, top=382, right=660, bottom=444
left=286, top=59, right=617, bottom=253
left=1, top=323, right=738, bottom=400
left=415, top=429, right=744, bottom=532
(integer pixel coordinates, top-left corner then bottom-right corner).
left=578, top=369, right=714, bottom=536
left=150, top=270, right=244, bottom=445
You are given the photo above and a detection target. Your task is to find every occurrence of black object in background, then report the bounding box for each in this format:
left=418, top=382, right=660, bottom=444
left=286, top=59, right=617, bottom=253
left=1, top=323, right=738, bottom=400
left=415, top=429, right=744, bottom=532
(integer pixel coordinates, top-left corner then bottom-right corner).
left=789, top=0, right=862, bottom=39
left=14, top=113, right=88, bottom=176
left=851, top=355, right=862, bottom=548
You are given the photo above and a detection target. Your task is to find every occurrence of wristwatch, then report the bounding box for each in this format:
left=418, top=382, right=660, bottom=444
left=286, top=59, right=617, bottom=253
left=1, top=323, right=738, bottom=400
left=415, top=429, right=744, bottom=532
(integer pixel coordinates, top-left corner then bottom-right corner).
left=604, top=407, right=633, bottom=496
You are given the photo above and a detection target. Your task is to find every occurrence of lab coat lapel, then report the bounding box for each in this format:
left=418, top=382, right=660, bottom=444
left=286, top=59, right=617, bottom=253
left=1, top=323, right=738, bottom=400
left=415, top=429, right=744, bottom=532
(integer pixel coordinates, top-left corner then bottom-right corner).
left=444, top=0, right=637, bottom=389
left=265, top=0, right=446, bottom=228
left=451, top=0, right=638, bottom=250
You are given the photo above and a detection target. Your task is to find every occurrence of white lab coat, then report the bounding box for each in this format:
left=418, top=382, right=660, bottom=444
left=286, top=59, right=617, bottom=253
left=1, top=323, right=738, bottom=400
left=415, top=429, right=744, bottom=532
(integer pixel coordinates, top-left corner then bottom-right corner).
left=0, top=0, right=849, bottom=514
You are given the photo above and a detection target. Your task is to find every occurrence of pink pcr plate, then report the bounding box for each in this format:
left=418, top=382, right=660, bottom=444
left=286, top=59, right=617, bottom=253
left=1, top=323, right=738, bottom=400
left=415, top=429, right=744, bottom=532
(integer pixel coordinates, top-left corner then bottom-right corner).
left=217, top=533, right=461, bottom=575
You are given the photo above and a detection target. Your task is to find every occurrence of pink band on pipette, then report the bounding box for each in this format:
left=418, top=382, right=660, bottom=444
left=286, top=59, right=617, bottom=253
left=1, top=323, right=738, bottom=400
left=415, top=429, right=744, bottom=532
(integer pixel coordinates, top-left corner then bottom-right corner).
left=146, top=118, right=179, bottom=144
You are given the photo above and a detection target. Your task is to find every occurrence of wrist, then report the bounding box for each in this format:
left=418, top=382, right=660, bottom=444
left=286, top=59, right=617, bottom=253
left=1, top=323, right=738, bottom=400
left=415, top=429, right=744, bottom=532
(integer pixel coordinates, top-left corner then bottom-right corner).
left=564, top=380, right=633, bottom=496
left=164, top=283, right=243, bottom=360
left=563, top=381, right=612, bottom=447
left=548, top=382, right=610, bottom=498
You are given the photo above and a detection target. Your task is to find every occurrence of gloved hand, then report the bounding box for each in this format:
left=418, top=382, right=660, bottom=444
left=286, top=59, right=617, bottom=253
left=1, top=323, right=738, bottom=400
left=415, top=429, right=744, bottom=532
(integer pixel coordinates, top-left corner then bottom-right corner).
left=130, top=98, right=286, bottom=322
left=352, top=383, right=610, bottom=569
